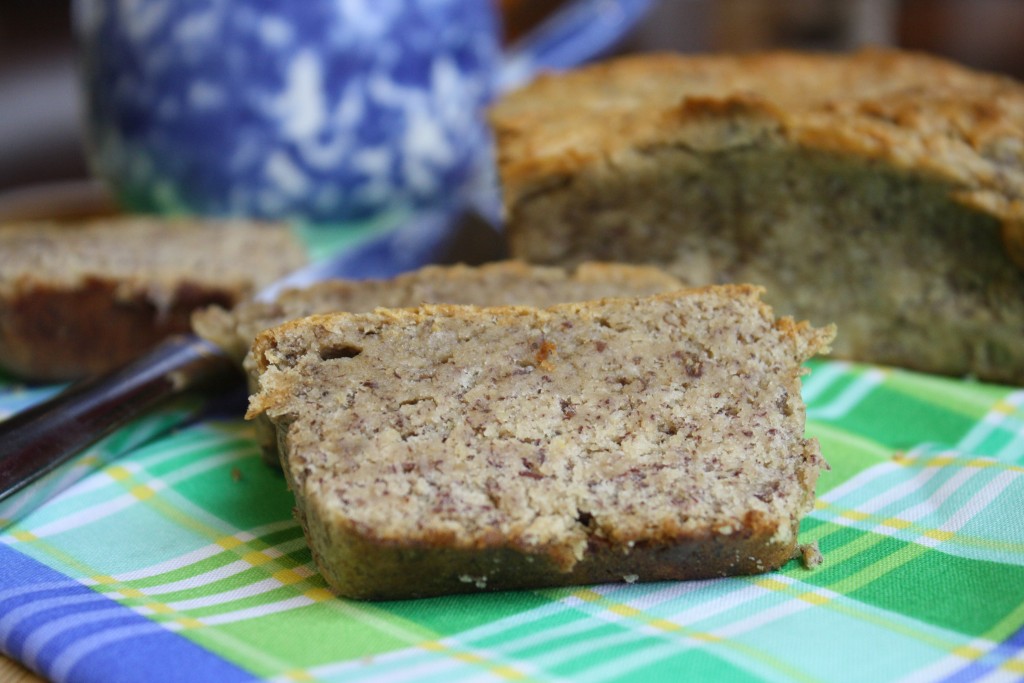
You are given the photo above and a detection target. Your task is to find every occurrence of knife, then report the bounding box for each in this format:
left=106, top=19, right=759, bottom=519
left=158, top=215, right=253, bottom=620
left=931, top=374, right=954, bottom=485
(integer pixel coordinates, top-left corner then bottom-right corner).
left=0, top=204, right=505, bottom=525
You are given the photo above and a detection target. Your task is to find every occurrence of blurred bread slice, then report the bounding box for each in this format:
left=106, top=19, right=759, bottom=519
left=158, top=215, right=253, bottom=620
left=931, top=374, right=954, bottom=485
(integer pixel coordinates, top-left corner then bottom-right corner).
left=0, top=216, right=307, bottom=382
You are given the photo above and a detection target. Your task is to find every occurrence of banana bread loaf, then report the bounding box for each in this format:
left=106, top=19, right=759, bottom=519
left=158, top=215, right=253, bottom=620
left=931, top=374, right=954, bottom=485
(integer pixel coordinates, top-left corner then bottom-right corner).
left=195, top=260, right=684, bottom=464
left=0, top=216, right=306, bottom=382
left=490, top=48, right=1024, bottom=385
left=247, top=285, right=834, bottom=599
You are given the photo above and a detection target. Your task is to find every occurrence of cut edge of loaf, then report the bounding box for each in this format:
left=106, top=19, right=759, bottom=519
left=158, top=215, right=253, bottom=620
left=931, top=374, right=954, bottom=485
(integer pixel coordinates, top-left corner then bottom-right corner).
left=490, top=49, right=1024, bottom=385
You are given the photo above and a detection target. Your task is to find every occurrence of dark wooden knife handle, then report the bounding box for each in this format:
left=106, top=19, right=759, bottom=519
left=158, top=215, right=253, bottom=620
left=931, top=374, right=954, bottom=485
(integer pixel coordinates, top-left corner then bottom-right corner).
left=0, top=334, right=240, bottom=515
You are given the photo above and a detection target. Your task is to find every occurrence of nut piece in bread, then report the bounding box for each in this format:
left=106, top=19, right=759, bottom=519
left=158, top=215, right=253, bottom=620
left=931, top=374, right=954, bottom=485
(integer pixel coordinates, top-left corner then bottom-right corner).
left=247, top=286, right=834, bottom=600
left=491, top=48, right=1024, bottom=385
left=0, top=216, right=307, bottom=382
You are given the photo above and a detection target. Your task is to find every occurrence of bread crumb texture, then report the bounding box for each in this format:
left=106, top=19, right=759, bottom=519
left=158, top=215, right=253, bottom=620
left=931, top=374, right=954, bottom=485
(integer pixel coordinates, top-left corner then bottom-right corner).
left=249, top=285, right=834, bottom=599
left=798, top=541, right=824, bottom=570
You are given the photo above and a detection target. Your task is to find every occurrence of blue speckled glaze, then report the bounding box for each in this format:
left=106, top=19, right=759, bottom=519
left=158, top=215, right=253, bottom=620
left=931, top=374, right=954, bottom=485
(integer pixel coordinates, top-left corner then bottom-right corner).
left=74, top=0, right=502, bottom=222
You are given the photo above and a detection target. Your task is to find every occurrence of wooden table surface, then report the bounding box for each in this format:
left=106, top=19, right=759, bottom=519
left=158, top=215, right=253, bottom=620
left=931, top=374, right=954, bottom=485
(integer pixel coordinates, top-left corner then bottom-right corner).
left=0, top=655, right=43, bottom=683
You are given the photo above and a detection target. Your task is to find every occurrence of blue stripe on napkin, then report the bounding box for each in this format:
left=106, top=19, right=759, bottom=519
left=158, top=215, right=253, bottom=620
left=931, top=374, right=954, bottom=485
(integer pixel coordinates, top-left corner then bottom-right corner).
left=0, top=544, right=256, bottom=683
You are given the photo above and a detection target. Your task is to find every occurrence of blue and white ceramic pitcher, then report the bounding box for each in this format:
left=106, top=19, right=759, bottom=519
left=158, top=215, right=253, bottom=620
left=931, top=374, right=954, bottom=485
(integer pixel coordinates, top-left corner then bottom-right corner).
left=73, top=0, right=653, bottom=225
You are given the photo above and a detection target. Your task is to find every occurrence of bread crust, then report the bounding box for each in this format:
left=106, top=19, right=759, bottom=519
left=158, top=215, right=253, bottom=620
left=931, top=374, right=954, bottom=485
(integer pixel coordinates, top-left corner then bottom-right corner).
left=297, top=499, right=796, bottom=601
left=492, top=48, right=1024, bottom=255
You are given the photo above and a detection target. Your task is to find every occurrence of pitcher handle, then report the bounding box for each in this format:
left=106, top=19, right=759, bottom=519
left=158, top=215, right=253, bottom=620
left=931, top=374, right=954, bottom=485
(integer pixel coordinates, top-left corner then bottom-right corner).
left=498, top=0, right=655, bottom=91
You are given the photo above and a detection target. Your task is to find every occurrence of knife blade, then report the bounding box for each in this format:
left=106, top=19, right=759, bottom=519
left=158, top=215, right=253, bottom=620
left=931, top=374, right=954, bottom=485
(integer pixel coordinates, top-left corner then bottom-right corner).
left=0, top=203, right=505, bottom=526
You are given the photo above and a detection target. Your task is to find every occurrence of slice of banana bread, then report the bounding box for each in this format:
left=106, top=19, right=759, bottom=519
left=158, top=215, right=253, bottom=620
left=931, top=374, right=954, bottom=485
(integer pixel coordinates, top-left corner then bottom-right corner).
left=194, top=260, right=685, bottom=465
left=490, top=48, right=1024, bottom=385
left=194, top=261, right=684, bottom=363
left=0, top=216, right=306, bottom=382
left=247, top=285, right=834, bottom=599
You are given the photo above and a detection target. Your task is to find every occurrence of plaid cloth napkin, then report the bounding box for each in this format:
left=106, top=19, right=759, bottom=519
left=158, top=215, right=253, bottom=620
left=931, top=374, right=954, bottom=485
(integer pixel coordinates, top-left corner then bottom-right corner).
left=2, top=351, right=1023, bottom=680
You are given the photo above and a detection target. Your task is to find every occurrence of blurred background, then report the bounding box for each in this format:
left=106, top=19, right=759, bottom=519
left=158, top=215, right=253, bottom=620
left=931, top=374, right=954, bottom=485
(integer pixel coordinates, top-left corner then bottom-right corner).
left=2, top=0, right=1023, bottom=197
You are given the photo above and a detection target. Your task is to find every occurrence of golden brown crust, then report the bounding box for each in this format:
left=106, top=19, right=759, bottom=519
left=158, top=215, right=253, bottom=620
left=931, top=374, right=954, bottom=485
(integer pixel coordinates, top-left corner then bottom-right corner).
left=0, top=217, right=307, bottom=382
left=491, top=48, right=1024, bottom=267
